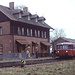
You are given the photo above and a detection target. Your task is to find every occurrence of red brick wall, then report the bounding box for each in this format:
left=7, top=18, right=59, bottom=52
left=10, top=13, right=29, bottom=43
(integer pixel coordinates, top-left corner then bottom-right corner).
left=0, top=35, right=13, bottom=53
left=0, top=21, right=13, bottom=53
left=0, top=21, right=50, bottom=54
left=0, top=34, right=50, bottom=55
left=0, top=21, right=10, bottom=34
left=14, top=35, right=49, bottom=53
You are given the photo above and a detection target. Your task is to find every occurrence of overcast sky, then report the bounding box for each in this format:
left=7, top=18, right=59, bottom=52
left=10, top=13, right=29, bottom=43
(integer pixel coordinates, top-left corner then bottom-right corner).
left=0, top=0, right=75, bottom=39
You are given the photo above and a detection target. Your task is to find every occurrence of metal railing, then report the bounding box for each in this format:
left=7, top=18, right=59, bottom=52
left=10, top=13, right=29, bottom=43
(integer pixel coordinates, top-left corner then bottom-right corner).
left=0, top=53, right=52, bottom=60
left=0, top=53, right=28, bottom=60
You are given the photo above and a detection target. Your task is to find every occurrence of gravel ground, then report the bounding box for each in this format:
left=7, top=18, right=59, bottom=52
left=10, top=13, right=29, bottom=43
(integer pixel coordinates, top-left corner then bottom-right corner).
left=0, top=60, right=75, bottom=75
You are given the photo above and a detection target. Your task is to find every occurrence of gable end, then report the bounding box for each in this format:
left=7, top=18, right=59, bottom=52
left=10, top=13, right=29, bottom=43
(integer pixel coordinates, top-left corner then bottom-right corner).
left=0, top=11, right=10, bottom=22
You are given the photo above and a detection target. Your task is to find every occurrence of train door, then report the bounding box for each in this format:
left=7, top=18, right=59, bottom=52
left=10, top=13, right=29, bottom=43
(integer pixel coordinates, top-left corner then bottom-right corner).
left=73, top=45, right=75, bottom=56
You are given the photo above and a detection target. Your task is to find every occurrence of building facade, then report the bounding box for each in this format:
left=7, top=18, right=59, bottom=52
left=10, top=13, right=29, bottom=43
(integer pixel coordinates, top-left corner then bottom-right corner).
left=0, top=2, right=53, bottom=57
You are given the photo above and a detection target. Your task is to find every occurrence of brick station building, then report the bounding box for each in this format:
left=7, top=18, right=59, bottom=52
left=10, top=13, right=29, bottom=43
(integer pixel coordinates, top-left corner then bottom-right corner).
left=0, top=2, right=53, bottom=57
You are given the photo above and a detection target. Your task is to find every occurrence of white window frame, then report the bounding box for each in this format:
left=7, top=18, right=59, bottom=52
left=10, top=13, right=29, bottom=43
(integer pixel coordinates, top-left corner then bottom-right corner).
left=35, top=30, right=37, bottom=37
left=38, top=30, right=40, bottom=37
left=36, top=18, right=38, bottom=22
left=19, top=13, right=22, bottom=18
left=27, top=28, right=30, bottom=36
left=45, top=32, right=46, bottom=38
left=18, top=27, right=21, bottom=35
left=28, top=15, right=30, bottom=20
left=0, top=27, right=2, bottom=35
left=30, top=29, right=32, bottom=36
left=22, top=28, right=24, bottom=35
left=42, top=20, right=44, bottom=24
left=42, top=31, right=43, bottom=38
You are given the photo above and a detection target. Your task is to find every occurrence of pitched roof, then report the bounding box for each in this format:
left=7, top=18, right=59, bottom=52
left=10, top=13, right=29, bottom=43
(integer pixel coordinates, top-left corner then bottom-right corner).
left=54, top=37, right=75, bottom=43
left=38, top=17, right=45, bottom=21
left=22, top=12, right=31, bottom=17
left=13, top=9, right=23, bottom=14
left=30, top=14, right=39, bottom=19
left=0, top=5, right=17, bottom=20
left=0, top=5, right=53, bottom=29
left=57, top=42, right=75, bottom=45
left=62, top=37, right=75, bottom=43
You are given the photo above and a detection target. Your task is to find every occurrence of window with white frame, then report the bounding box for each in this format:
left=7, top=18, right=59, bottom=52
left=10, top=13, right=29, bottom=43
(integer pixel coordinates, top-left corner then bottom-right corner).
left=18, top=27, right=21, bottom=35
left=42, top=20, right=44, bottom=24
left=42, top=31, right=43, bottom=38
left=38, top=30, right=40, bottom=37
left=27, top=28, right=29, bottom=36
left=45, top=32, right=46, bottom=38
left=30, top=29, right=32, bottom=36
left=0, top=27, right=2, bottom=35
left=36, top=18, right=38, bottom=22
left=22, top=28, right=24, bottom=35
left=28, top=15, right=30, bottom=20
left=19, top=13, right=22, bottom=18
left=35, top=30, right=37, bottom=37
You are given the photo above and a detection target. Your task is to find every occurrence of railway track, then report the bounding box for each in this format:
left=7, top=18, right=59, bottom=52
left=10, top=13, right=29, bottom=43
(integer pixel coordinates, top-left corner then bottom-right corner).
left=0, top=57, right=75, bottom=68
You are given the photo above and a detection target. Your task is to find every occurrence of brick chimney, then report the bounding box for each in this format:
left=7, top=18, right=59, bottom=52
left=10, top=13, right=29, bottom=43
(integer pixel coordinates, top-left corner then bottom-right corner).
left=23, top=7, right=28, bottom=12
left=9, top=2, right=14, bottom=9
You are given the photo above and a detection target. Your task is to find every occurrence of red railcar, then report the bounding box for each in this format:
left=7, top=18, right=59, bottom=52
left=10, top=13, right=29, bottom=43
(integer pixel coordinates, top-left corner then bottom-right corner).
left=56, top=42, right=75, bottom=58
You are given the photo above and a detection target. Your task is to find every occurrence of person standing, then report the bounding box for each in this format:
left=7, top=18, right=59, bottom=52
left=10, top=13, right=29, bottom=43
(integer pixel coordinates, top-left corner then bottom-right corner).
left=54, top=50, right=56, bottom=58
left=26, top=50, right=29, bottom=58
left=34, top=52, right=36, bottom=58
left=36, top=50, right=38, bottom=58
left=52, top=52, right=54, bottom=57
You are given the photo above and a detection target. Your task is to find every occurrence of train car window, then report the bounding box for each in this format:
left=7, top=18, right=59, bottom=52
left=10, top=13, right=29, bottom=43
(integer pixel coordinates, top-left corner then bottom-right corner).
left=63, top=45, right=68, bottom=50
left=57, top=45, right=72, bottom=50
left=68, top=45, right=72, bottom=49
left=73, top=45, right=75, bottom=49
left=57, top=45, right=63, bottom=50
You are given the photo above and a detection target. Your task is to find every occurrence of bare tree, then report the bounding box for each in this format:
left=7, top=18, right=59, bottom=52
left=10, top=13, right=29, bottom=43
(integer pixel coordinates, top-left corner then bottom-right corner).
left=50, top=28, right=66, bottom=42
left=15, top=5, right=26, bottom=10
left=15, top=5, right=30, bottom=12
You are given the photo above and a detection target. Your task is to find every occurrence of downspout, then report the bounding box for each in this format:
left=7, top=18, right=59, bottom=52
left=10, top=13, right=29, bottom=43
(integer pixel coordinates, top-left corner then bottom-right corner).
left=13, top=20, right=15, bottom=53
left=48, top=29, right=50, bottom=42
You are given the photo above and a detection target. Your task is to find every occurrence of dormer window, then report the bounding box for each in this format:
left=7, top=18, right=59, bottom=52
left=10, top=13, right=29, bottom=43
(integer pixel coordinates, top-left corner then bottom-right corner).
left=31, top=14, right=39, bottom=22
left=28, top=15, right=30, bottom=20
left=36, top=18, right=38, bottom=22
left=42, top=20, right=44, bottom=24
left=38, top=17, right=45, bottom=24
left=19, top=13, right=22, bottom=18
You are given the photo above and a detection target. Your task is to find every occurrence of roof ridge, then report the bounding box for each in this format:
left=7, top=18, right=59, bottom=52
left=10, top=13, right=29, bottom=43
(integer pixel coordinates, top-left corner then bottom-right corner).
left=0, top=4, right=53, bottom=29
